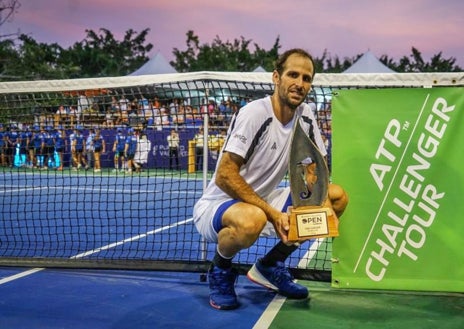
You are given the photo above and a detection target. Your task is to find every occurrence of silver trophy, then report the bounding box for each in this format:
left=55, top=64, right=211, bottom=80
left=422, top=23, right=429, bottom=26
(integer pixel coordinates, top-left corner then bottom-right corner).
left=287, top=119, right=339, bottom=242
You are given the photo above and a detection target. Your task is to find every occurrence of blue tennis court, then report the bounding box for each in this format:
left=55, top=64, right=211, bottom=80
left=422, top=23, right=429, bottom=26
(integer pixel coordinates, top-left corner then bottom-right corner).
left=2, top=265, right=462, bottom=329
left=1, top=169, right=462, bottom=328
left=0, top=266, right=279, bottom=329
left=0, top=169, right=278, bottom=327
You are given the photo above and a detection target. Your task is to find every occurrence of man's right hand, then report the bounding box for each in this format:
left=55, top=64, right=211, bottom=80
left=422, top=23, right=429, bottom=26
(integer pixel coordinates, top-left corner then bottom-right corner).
left=270, top=211, right=290, bottom=244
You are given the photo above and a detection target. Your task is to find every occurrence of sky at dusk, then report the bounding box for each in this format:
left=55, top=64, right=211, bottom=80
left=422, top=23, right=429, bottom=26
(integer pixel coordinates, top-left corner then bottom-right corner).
left=3, top=0, right=464, bottom=67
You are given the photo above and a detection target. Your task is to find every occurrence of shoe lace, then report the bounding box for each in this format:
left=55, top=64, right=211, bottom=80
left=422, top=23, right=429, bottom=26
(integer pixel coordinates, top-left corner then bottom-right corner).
left=271, top=262, right=294, bottom=285
left=210, top=269, right=237, bottom=294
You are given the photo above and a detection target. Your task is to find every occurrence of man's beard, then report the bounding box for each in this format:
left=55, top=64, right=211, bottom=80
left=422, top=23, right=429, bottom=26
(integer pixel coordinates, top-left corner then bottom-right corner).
left=280, top=91, right=305, bottom=110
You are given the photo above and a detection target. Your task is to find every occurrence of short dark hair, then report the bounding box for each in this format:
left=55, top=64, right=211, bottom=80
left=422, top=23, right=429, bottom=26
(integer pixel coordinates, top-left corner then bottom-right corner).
left=274, top=48, right=315, bottom=77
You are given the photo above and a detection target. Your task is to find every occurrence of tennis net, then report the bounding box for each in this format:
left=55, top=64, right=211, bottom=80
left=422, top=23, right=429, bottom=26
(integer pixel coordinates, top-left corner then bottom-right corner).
left=0, top=71, right=462, bottom=280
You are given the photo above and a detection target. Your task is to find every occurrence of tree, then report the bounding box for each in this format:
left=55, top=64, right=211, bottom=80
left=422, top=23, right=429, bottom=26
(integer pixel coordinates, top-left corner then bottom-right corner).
left=14, top=34, right=74, bottom=80
left=314, top=49, right=356, bottom=73
left=0, top=38, right=19, bottom=79
left=251, top=38, right=280, bottom=72
left=315, top=47, right=462, bottom=73
left=393, top=47, right=461, bottom=72
left=0, top=0, right=21, bottom=80
left=0, top=28, right=154, bottom=81
left=0, top=34, right=73, bottom=80
left=64, top=28, right=153, bottom=78
left=0, top=23, right=462, bottom=81
left=171, top=30, right=281, bottom=72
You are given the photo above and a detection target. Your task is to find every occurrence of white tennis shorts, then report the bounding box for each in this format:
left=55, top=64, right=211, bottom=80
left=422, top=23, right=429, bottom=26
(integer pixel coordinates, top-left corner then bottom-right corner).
left=193, top=187, right=291, bottom=243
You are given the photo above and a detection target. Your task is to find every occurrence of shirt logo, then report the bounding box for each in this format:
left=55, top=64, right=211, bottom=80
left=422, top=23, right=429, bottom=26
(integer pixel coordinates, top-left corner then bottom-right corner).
left=233, top=133, right=247, bottom=144
left=271, top=142, right=277, bottom=150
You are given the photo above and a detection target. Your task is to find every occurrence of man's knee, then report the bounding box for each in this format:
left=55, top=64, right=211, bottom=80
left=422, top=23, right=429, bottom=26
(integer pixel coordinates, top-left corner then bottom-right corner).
left=223, top=204, right=267, bottom=239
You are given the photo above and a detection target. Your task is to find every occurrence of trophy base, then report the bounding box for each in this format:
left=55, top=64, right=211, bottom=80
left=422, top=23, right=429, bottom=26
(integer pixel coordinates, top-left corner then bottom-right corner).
left=287, top=206, right=339, bottom=243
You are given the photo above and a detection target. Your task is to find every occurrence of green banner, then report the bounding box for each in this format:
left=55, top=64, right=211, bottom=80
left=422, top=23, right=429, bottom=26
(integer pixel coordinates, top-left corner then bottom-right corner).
left=331, top=87, right=464, bottom=292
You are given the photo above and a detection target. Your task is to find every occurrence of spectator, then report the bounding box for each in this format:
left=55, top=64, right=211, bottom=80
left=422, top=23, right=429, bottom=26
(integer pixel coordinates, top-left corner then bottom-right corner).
left=112, top=127, right=126, bottom=173
left=25, top=126, right=34, bottom=168
left=111, top=96, right=119, bottom=112
left=55, top=105, right=68, bottom=128
left=5, top=125, right=19, bottom=167
left=216, top=128, right=227, bottom=150
left=92, top=128, right=105, bottom=173
left=143, top=104, right=155, bottom=126
left=167, top=129, right=180, bottom=170
left=138, top=96, right=150, bottom=112
left=119, top=96, right=130, bottom=125
left=85, top=128, right=95, bottom=170
left=31, top=126, right=44, bottom=169
left=192, top=107, right=203, bottom=125
left=76, top=95, right=88, bottom=124
left=128, top=104, right=142, bottom=127
left=42, top=126, right=55, bottom=169
left=105, top=107, right=114, bottom=128
left=184, top=105, right=194, bottom=125
left=54, top=127, right=67, bottom=171
left=78, top=94, right=90, bottom=113
left=68, top=106, right=78, bottom=128
left=68, top=127, right=76, bottom=167
left=124, top=128, right=138, bottom=174
left=208, top=129, right=226, bottom=161
left=160, top=107, right=170, bottom=126
left=172, top=105, right=185, bottom=126
left=134, top=131, right=151, bottom=173
left=194, top=127, right=204, bottom=171
left=151, top=107, right=162, bottom=130
left=71, top=126, right=87, bottom=170
left=111, top=98, right=120, bottom=125
left=153, top=96, right=161, bottom=109
left=169, top=99, right=179, bottom=115
left=0, top=124, right=6, bottom=166
left=18, top=126, right=29, bottom=167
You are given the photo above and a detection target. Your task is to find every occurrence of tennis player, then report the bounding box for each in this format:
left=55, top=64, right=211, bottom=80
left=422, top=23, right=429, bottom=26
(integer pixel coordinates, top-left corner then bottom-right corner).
left=193, top=48, right=348, bottom=310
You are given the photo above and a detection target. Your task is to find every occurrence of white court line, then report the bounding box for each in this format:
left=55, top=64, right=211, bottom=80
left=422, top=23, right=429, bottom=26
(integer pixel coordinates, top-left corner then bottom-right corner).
left=0, top=268, right=45, bottom=284
left=1, top=184, right=200, bottom=195
left=0, top=186, right=49, bottom=194
left=71, top=218, right=193, bottom=259
left=0, top=218, right=194, bottom=285
left=253, top=239, right=324, bottom=327
left=253, top=295, right=287, bottom=329
left=297, top=238, right=325, bottom=268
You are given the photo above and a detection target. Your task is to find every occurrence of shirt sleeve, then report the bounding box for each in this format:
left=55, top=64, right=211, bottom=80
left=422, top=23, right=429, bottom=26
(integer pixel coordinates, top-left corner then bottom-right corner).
left=223, top=99, right=267, bottom=159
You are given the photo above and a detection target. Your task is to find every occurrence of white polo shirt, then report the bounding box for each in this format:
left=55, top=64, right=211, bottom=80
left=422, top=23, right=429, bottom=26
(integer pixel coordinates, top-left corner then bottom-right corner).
left=193, top=96, right=326, bottom=241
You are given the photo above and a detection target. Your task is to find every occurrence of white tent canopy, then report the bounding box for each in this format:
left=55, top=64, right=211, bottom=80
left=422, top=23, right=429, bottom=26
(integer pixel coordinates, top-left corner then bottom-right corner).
left=129, top=51, right=177, bottom=76
left=252, top=65, right=267, bottom=72
left=344, top=51, right=395, bottom=73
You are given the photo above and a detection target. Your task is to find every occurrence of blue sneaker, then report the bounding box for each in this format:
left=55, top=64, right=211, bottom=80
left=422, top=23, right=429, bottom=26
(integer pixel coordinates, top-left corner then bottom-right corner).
left=208, top=265, right=239, bottom=310
left=247, top=259, right=309, bottom=299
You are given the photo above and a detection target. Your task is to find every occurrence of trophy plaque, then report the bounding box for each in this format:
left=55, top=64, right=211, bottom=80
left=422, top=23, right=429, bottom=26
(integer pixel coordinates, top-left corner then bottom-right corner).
left=287, top=119, right=339, bottom=243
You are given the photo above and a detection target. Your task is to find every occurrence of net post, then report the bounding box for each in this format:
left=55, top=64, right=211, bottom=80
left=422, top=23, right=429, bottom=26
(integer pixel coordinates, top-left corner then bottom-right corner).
left=200, top=86, right=211, bottom=266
